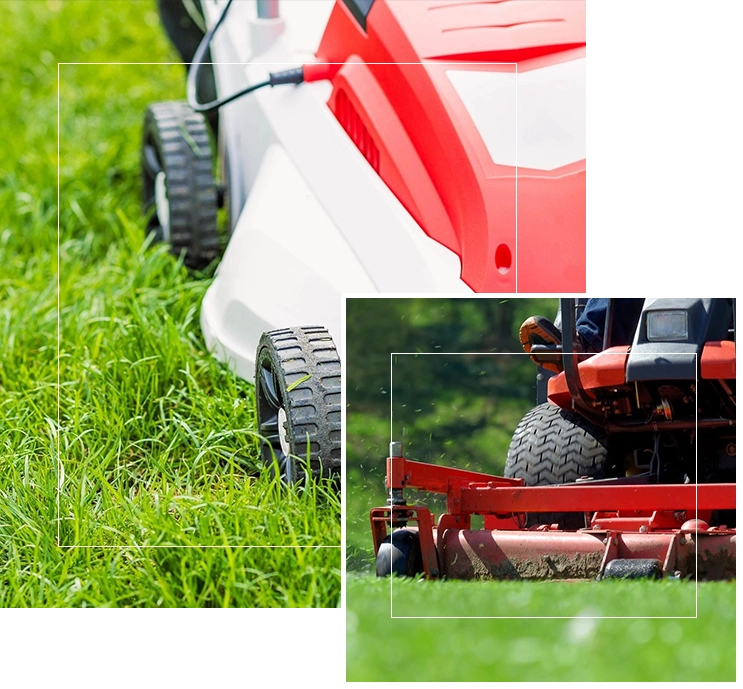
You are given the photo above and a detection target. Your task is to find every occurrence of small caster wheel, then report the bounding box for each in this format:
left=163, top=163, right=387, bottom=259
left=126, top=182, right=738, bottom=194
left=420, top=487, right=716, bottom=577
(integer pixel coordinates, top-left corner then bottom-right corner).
left=376, top=529, right=423, bottom=578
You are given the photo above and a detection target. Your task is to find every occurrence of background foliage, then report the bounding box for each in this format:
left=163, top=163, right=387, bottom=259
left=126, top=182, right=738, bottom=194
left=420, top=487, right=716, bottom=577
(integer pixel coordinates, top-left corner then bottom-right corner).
left=345, top=297, right=558, bottom=568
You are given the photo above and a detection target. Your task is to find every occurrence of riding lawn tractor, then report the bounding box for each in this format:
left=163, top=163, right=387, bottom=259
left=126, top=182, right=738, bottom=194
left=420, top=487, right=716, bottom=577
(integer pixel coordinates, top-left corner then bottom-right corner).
left=373, top=298, right=736, bottom=580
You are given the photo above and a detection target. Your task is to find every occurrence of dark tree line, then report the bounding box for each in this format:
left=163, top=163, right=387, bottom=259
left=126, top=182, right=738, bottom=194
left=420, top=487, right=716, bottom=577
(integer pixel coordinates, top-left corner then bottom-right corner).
left=345, top=298, right=559, bottom=567
left=346, top=297, right=558, bottom=415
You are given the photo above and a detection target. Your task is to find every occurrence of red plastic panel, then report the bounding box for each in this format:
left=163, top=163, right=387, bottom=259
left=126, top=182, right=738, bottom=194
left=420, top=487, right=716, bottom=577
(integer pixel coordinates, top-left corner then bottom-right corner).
left=700, top=340, right=736, bottom=379
left=327, top=60, right=461, bottom=253
left=316, top=0, right=586, bottom=292
left=516, top=162, right=586, bottom=292
left=384, top=0, right=586, bottom=63
left=547, top=346, right=630, bottom=405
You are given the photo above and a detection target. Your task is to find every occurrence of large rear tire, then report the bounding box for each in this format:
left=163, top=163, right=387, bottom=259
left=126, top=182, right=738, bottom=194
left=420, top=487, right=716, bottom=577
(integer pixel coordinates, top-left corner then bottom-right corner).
left=505, top=402, right=611, bottom=529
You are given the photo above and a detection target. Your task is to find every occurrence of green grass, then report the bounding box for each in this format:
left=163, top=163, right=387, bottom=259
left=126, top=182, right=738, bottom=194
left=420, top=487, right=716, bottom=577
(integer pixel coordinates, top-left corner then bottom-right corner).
left=347, top=576, right=735, bottom=682
left=0, top=0, right=340, bottom=607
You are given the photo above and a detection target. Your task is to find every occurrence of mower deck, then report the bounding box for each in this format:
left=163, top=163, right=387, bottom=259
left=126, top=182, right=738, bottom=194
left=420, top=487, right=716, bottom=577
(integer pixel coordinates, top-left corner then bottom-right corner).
left=371, top=453, right=736, bottom=581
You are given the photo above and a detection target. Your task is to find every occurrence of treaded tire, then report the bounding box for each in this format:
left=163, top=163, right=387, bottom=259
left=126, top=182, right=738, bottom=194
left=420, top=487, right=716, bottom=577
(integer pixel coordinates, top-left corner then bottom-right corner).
left=505, top=402, right=611, bottom=529
left=375, top=529, right=423, bottom=578
left=255, top=326, right=341, bottom=486
left=141, top=100, right=219, bottom=268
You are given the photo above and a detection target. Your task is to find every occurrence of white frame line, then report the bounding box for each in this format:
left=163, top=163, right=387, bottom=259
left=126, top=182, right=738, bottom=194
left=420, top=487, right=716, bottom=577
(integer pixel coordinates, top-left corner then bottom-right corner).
left=385, top=349, right=700, bottom=619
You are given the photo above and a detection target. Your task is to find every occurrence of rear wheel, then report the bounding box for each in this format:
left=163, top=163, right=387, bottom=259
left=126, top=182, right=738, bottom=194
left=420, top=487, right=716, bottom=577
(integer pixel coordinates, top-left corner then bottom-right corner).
left=505, top=402, right=612, bottom=529
left=375, top=529, right=423, bottom=578
left=141, top=101, right=219, bottom=268
left=255, top=326, right=341, bottom=485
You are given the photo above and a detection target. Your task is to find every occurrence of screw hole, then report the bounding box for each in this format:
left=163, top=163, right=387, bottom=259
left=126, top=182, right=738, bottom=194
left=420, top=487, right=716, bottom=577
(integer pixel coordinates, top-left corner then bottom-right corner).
left=494, top=244, right=511, bottom=274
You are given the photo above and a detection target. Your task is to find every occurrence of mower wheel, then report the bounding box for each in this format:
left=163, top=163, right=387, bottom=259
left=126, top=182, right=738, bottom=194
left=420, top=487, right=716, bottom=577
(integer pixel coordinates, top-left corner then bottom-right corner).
left=141, top=101, right=219, bottom=269
left=376, top=529, right=423, bottom=578
left=505, top=402, right=611, bottom=529
left=602, top=558, right=663, bottom=580
left=255, top=326, right=341, bottom=486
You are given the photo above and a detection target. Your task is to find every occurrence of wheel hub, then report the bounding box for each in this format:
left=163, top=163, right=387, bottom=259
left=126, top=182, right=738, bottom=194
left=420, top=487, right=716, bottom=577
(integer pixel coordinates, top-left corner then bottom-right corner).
left=278, top=406, right=291, bottom=460
left=154, top=171, right=170, bottom=241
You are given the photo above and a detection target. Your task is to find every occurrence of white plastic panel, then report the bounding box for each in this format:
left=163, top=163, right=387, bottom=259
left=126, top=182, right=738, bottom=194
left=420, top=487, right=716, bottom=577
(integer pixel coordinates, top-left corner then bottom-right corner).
left=199, top=0, right=471, bottom=378
left=447, top=57, right=586, bottom=171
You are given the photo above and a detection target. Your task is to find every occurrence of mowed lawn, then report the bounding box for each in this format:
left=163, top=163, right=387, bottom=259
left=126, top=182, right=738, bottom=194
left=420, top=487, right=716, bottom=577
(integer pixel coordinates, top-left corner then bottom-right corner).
left=0, top=0, right=340, bottom=607
left=347, top=576, right=735, bottom=682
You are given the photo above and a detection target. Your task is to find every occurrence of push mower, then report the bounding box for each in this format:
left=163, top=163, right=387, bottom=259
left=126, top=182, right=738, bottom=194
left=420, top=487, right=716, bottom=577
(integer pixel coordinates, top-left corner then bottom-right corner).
left=140, top=0, right=586, bottom=482
left=372, top=298, right=735, bottom=580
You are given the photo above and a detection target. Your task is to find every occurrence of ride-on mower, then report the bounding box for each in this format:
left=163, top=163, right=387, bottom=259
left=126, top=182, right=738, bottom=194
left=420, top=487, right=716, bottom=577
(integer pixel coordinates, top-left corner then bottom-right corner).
left=372, top=299, right=735, bottom=580
left=141, top=0, right=586, bottom=482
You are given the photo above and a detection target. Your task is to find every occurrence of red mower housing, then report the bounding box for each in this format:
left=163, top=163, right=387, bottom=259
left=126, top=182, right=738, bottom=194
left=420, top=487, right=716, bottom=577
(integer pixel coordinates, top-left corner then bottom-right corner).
left=371, top=454, right=735, bottom=581
left=315, top=0, right=586, bottom=293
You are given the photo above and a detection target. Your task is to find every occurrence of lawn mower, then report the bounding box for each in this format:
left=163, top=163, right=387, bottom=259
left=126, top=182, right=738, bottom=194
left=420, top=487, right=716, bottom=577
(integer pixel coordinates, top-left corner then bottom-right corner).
left=140, top=0, right=586, bottom=482
left=372, top=298, right=736, bottom=580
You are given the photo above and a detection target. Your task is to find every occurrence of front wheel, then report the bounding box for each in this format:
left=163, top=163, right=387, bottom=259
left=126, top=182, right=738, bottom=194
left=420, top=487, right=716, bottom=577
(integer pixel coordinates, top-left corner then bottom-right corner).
left=255, top=326, right=341, bottom=485
left=375, top=529, right=423, bottom=578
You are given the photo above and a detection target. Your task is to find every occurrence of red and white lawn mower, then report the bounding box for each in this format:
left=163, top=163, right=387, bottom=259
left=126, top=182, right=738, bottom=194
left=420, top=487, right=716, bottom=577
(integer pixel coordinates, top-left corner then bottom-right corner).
left=140, top=0, right=586, bottom=482
left=373, top=299, right=735, bottom=580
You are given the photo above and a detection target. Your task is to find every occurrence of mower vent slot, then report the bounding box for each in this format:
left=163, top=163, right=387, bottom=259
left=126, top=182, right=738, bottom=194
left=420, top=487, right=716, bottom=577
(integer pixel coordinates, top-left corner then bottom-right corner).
left=335, top=89, right=380, bottom=173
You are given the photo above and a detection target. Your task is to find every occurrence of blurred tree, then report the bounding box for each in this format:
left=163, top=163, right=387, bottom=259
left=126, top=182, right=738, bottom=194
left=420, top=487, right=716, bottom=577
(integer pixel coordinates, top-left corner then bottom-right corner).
left=345, top=298, right=559, bottom=568
left=346, top=297, right=558, bottom=410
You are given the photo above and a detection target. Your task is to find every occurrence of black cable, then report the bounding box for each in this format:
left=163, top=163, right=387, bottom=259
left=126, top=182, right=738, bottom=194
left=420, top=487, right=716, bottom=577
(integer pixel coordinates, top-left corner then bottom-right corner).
left=186, top=0, right=304, bottom=113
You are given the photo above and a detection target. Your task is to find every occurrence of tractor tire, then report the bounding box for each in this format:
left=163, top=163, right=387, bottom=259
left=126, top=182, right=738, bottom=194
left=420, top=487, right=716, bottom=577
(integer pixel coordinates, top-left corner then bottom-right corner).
left=141, top=101, right=219, bottom=269
left=255, top=326, right=341, bottom=486
left=375, top=529, right=423, bottom=578
left=505, top=402, right=611, bottom=529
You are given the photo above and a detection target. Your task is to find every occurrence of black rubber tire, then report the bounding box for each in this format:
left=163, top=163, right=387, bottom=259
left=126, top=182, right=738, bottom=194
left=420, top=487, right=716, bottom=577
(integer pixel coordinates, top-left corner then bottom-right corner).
left=141, top=101, right=219, bottom=268
left=375, top=529, right=423, bottom=578
left=157, top=0, right=219, bottom=136
left=602, top=558, right=663, bottom=580
left=505, top=402, right=611, bottom=529
left=255, top=326, right=341, bottom=485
